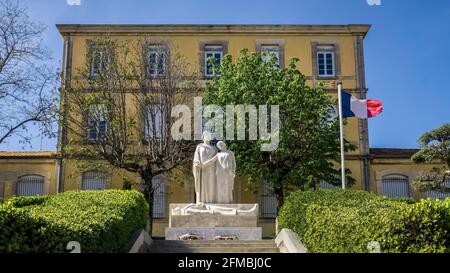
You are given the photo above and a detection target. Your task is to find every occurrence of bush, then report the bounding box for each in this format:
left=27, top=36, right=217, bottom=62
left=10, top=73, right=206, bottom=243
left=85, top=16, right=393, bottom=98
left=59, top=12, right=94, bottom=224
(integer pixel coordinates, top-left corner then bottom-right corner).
left=5, top=195, right=50, bottom=208
left=278, top=189, right=450, bottom=253
left=278, top=189, right=378, bottom=239
left=391, top=196, right=417, bottom=204
left=0, top=190, right=148, bottom=253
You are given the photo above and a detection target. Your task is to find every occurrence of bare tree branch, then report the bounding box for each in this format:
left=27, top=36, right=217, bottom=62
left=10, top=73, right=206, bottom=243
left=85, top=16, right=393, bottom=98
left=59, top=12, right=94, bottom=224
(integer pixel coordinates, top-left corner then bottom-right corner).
left=0, top=0, right=58, bottom=147
left=64, top=37, right=200, bottom=235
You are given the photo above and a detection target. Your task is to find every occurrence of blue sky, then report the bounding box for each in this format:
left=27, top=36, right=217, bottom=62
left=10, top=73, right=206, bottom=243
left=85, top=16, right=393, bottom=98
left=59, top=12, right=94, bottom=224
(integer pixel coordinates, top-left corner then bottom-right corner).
left=2, top=0, right=449, bottom=150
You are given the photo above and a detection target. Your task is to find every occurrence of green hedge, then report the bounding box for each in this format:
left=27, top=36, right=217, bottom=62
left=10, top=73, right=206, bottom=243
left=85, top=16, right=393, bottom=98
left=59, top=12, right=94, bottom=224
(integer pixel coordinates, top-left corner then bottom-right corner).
left=278, top=189, right=450, bottom=253
left=0, top=190, right=149, bottom=253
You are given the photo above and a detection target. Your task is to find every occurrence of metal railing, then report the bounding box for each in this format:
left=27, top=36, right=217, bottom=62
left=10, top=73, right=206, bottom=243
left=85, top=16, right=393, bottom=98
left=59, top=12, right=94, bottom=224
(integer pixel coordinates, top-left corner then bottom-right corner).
left=152, top=174, right=166, bottom=218
left=382, top=175, right=410, bottom=198
left=82, top=172, right=107, bottom=190
left=425, top=179, right=450, bottom=200
left=260, top=180, right=277, bottom=219
left=17, top=175, right=44, bottom=196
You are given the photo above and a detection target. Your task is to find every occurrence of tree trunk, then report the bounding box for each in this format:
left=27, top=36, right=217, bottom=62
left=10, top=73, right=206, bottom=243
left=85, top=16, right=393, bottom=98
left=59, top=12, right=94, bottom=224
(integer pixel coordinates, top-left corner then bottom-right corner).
left=142, top=176, right=154, bottom=238
left=147, top=196, right=154, bottom=237
left=274, top=186, right=285, bottom=214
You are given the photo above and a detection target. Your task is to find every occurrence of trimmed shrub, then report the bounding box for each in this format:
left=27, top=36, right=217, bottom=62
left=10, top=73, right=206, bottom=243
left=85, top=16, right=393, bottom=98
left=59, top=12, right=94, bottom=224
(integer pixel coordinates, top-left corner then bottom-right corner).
left=5, top=195, right=50, bottom=208
left=391, top=196, right=417, bottom=204
left=278, top=189, right=450, bottom=253
left=0, top=190, right=148, bottom=253
left=278, top=189, right=379, bottom=239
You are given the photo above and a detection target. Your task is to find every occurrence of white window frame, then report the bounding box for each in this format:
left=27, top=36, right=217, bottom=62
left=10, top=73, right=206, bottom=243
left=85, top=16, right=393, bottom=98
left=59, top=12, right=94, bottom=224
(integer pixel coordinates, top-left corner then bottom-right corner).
left=87, top=107, right=108, bottom=141
left=204, top=50, right=223, bottom=77
left=317, top=50, right=335, bottom=77
left=147, top=45, right=166, bottom=77
left=144, top=104, right=165, bottom=140
left=261, top=45, right=280, bottom=66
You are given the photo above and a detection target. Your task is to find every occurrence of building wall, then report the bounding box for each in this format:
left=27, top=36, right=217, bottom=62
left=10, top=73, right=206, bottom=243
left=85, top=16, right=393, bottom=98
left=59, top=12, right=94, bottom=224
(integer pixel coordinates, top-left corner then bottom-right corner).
left=370, top=158, right=442, bottom=199
left=6, top=25, right=440, bottom=239
left=55, top=25, right=374, bottom=238
left=0, top=158, right=57, bottom=201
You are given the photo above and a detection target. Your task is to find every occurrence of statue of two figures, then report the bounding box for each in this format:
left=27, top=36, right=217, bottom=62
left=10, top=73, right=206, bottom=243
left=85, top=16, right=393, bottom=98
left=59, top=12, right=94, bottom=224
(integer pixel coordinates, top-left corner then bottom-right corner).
left=193, top=132, right=236, bottom=204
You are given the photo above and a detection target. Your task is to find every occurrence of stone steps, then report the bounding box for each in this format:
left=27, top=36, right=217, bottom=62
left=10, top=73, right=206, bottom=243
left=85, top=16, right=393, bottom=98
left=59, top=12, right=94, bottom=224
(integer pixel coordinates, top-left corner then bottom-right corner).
left=148, top=240, right=280, bottom=253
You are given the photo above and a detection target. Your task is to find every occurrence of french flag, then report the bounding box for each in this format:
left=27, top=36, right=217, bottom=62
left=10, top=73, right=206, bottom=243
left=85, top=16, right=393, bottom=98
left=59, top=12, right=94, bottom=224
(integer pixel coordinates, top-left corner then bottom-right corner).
left=341, top=91, right=383, bottom=119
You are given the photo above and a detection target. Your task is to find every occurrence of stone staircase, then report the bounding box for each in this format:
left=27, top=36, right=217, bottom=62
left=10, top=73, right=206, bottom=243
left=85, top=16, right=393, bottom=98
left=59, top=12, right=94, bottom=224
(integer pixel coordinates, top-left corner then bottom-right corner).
left=147, top=240, right=280, bottom=253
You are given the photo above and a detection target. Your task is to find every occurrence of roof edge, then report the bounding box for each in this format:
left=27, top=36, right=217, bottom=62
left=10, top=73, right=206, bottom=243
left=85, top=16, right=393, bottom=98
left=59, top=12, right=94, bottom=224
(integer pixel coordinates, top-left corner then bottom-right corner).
left=0, top=151, right=56, bottom=159
left=55, top=24, right=371, bottom=37
left=370, top=148, right=419, bottom=159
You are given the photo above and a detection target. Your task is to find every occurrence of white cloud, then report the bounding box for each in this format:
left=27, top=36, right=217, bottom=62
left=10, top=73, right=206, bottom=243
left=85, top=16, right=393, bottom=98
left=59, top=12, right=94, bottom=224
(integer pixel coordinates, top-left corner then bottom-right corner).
left=66, top=0, right=81, bottom=6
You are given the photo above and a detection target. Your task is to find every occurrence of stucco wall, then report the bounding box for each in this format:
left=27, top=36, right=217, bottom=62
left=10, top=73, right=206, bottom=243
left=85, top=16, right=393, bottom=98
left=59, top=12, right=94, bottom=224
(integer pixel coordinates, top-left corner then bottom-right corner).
left=0, top=158, right=57, bottom=200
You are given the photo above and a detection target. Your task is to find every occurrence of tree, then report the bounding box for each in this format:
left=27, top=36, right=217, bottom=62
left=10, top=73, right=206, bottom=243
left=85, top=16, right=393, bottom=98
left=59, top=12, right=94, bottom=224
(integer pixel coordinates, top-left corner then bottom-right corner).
left=204, top=49, right=355, bottom=211
left=63, top=38, right=199, bottom=235
left=412, top=123, right=450, bottom=193
left=0, top=0, right=57, bottom=146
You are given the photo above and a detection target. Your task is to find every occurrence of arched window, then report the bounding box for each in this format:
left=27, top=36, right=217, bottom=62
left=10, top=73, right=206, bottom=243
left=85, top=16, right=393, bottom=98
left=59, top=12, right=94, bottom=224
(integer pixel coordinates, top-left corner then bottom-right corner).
left=17, top=175, right=44, bottom=196
left=382, top=174, right=410, bottom=198
left=82, top=172, right=107, bottom=190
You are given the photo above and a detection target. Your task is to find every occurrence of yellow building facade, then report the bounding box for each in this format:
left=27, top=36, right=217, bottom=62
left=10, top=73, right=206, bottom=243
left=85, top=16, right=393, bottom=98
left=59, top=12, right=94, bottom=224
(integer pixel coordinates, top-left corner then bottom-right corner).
left=0, top=25, right=445, bottom=238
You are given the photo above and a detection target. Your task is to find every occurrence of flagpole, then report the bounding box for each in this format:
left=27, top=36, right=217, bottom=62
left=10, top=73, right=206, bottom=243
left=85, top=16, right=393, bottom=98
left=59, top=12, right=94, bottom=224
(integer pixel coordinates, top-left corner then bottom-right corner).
left=337, top=82, right=346, bottom=189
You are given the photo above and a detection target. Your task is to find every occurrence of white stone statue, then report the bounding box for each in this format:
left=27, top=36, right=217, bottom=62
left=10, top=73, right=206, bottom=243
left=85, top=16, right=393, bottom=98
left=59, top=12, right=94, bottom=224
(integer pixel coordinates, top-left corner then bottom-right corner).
left=193, top=132, right=217, bottom=203
left=172, top=203, right=258, bottom=216
left=202, top=141, right=236, bottom=204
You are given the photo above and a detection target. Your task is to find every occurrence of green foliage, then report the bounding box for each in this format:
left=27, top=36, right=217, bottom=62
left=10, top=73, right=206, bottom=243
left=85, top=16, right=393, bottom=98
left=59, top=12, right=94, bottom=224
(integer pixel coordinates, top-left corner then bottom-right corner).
left=5, top=195, right=50, bottom=208
left=278, top=189, right=378, bottom=239
left=278, top=189, right=450, bottom=253
left=204, top=49, right=356, bottom=209
left=0, top=190, right=148, bottom=253
left=412, top=123, right=450, bottom=193
left=391, top=196, right=417, bottom=204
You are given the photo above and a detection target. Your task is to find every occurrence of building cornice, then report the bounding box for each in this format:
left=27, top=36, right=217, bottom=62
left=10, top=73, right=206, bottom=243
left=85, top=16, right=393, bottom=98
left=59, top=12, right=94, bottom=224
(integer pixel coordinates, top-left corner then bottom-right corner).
left=56, top=24, right=371, bottom=37
left=0, top=151, right=56, bottom=159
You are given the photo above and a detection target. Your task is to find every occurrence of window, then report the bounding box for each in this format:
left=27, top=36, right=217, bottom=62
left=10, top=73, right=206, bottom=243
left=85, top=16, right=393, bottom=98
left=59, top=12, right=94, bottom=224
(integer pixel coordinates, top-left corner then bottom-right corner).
left=17, top=175, right=44, bottom=196
left=204, top=45, right=223, bottom=76
left=90, top=49, right=110, bottom=76
left=382, top=175, right=410, bottom=198
left=82, top=172, right=107, bottom=190
left=260, top=180, right=277, bottom=219
left=261, top=45, right=280, bottom=66
left=425, top=179, right=450, bottom=200
left=152, top=174, right=166, bottom=218
left=144, top=104, right=164, bottom=139
left=317, top=46, right=335, bottom=77
left=320, top=174, right=341, bottom=189
left=147, top=45, right=166, bottom=76
left=87, top=107, right=107, bottom=141
left=320, top=181, right=338, bottom=189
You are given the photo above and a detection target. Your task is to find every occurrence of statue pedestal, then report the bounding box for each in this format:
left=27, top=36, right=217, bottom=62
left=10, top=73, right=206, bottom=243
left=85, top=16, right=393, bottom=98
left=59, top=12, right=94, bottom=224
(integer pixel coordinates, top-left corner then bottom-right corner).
left=165, top=203, right=262, bottom=240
